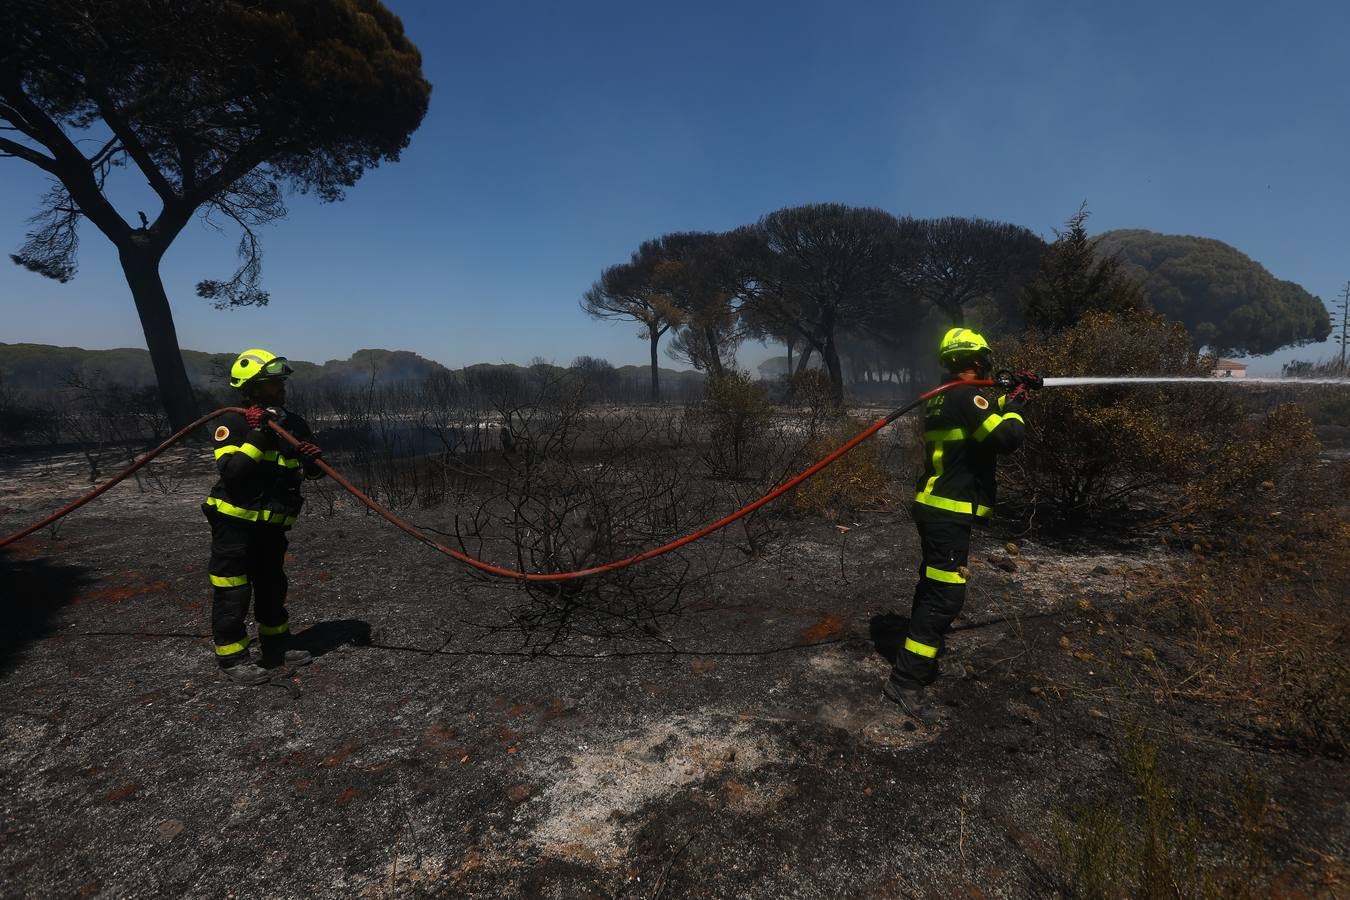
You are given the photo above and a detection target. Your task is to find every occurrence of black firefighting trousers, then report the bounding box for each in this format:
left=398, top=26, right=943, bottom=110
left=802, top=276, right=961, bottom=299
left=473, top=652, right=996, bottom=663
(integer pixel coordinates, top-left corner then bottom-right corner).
left=204, top=509, right=292, bottom=665
left=889, top=515, right=971, bottom=689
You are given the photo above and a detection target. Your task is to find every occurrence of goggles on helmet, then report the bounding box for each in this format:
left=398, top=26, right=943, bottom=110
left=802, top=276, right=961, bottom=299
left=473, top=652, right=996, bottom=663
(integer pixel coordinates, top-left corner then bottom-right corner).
left=257, top=357, right=293, bottom=379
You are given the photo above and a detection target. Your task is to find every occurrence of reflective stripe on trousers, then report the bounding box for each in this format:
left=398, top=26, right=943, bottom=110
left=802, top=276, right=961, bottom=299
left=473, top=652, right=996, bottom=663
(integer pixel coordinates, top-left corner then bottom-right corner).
left=891, top=517, right=972, bottom=689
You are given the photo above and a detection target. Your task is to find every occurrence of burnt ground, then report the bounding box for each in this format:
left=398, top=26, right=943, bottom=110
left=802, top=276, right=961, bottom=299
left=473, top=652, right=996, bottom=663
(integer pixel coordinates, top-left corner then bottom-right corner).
left=1, top=448, right=1346, bottom=899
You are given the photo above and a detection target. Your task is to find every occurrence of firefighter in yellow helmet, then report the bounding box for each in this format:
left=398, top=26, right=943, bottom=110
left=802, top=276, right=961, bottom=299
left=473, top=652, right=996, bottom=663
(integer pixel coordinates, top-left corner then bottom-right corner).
left=204, top=349, right=325, bottom=685
left=883, top=328, right=1039, bottom=723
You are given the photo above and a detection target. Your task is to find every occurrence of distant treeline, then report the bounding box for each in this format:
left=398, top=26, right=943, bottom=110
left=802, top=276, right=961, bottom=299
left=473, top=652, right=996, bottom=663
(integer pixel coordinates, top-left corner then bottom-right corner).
left=0, top=344, right=708, bottom=397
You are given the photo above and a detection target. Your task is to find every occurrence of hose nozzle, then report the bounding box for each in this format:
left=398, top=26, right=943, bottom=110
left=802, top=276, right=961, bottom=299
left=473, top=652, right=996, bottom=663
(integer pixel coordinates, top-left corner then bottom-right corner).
left=994, top=370, right=1044, bottom=392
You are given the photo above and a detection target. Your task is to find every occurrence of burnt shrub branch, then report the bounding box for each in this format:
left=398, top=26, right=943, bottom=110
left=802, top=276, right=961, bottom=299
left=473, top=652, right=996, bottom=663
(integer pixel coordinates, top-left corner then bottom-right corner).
left=283, top=365, right=906, bottom=651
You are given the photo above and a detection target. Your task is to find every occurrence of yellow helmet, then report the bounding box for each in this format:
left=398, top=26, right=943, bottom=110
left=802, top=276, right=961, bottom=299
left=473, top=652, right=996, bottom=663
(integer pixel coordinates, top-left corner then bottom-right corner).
left=938, top=327, right=992, bottom=372
left=229, top=348, right=293, bottom=389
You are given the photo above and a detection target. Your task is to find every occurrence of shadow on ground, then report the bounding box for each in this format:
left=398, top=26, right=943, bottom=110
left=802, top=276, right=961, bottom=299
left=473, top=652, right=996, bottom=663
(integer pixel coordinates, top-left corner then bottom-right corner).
left=291, top=619, right=372, bottom=657
left=0, top=548, right=89, bottom=675
left=869, top=611, right=908, bottom=665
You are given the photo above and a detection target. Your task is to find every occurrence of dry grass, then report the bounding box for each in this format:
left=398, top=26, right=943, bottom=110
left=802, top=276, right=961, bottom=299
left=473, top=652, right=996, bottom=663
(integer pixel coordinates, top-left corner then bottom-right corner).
left=1057, top=725, right=1275, bottom=899
left=1049, top=479, right=1347, bottom=896
left=1133, top=510, right=1350, bottom=758
left=788, top=417, right=892, bottom=519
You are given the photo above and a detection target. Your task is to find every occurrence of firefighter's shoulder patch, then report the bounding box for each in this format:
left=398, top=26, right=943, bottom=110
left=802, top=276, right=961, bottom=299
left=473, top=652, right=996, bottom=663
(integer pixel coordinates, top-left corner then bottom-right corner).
left=214, top=425, right=230, bottom=442
left=973, top=395, right=989, bottom=410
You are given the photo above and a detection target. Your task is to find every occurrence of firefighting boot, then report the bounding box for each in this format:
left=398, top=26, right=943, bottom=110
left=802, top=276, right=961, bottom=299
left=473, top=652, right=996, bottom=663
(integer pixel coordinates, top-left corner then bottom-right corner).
left=258, top=632, right=313, bottom=670
left=219, top=653, right=271, bottom=686
left=882, top=680, right=952, bottom=726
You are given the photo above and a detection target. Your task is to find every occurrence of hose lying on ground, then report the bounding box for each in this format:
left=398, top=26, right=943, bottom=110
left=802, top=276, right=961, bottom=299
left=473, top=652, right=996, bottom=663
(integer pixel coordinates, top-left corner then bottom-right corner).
left=0, top=380, right=986, bottom=578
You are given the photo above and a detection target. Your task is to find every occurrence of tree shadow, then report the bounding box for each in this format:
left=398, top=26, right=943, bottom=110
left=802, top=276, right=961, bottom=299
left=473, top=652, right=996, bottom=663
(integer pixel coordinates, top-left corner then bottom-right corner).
left=290, top=619, right=372, bottom=658
left=1, top=549, right=91, bottom=676
left=869, top=612, right=909, bottom=666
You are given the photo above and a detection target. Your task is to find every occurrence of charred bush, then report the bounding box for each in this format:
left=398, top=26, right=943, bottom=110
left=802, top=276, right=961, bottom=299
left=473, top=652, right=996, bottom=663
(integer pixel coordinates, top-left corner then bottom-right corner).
left=296, top=368, right=724, bottom=650
left=441, top=372, right=716, bottom=651
left=68, top=378, right=193, bottom=490
left=1277, top=648, right=1350, bottom=759
left=682, top=367, right=873, bottom=552
left=268, top=362, right=900, bottom=648
left=1283, top=357, right=1350, bottom=449
left=0, top=375, right=56, bottom=446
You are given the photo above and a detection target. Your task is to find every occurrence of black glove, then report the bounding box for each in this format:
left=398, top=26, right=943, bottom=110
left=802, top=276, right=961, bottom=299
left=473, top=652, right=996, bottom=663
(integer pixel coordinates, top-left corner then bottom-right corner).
left=1007, top=383, right=1032, bottom=404
left=994, top=370, right=1044, bottom=392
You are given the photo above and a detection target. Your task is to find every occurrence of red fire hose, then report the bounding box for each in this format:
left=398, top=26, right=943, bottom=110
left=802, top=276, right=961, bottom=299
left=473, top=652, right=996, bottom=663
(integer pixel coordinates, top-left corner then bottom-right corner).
left=0, top=379, right=989, bottom=579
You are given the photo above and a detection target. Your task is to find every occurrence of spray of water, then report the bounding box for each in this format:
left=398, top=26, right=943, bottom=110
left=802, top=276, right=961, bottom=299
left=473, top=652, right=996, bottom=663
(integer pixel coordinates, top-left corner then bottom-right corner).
left=1043, top=376, right=1350, bottom=387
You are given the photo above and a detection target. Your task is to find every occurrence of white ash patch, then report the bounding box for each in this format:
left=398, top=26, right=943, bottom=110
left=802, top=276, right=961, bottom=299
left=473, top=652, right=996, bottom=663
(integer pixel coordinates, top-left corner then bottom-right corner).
left=767, top=530, right=855, bottom=570
left=0, top=447, right=211, bottom=517
left=795, top=649, right=945, bottom=748
left=364, top=852, right=451, bottom=897
left=969, top=543, right=1168, bottom=613
left=521, top=713, right=783, bottom=861
left=859, top=713, right=943, bottom=748
left=805, top=646, right=849, bottom=676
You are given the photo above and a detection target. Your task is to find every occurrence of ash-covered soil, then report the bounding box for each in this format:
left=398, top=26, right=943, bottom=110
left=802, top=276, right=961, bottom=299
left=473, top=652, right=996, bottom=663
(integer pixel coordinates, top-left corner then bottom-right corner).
left=1, top=448, right=1345, bottom=898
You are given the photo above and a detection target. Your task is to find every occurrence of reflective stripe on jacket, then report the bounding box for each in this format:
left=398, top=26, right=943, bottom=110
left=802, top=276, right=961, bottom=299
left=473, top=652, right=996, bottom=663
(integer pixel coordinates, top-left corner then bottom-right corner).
left=204, top=410, right=317, bottom=526
left=913, top=383, right=1025, bottom=520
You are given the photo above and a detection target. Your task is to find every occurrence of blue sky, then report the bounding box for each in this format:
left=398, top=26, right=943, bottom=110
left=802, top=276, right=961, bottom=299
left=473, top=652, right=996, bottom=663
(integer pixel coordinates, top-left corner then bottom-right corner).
left=1, top=0, right=1346, bottom=375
